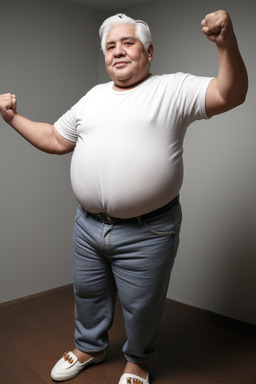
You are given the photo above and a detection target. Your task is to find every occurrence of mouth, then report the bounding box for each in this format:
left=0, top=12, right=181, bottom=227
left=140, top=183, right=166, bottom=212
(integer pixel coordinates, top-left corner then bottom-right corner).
left=113, top=61, right=129, bottom=68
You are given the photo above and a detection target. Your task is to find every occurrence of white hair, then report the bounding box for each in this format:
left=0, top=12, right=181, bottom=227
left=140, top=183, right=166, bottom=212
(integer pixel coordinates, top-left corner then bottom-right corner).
left=99, top=13, right=152, bottom=54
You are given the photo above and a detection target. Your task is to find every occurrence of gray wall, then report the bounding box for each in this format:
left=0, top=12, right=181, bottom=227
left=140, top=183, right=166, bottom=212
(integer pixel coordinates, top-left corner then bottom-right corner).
left=1, top=0, right=255, bottom=325
left=0, top=0, right=104, bottom=300
left=122, top=0, right=256, bottom=325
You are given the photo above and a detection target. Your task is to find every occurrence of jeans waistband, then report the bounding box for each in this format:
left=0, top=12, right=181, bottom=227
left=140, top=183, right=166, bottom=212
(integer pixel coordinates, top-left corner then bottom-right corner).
left=90, top=196, right=179, bottom=225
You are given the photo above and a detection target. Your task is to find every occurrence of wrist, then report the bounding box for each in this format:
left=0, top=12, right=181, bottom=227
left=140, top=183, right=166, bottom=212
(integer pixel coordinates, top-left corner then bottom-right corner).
left=2, top=110, right=16, bottom=125
left=216, top=31, right=238, bottom=50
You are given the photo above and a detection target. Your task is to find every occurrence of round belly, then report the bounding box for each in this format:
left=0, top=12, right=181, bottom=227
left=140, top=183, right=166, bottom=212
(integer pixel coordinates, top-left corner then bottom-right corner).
left=70, top=136, right=183, bottom=218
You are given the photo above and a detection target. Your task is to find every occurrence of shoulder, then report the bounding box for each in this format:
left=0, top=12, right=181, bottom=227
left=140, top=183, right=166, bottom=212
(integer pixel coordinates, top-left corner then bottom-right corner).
left=143, top=73, right=193, bottom=96
left=72, top=82, right=112, bottom=112
left=87, top=81, right=113, bottom=96
left=76, top=82, right=112, bottom=103
left=150, top=72, right=213, bottom=86
left=146, top=73, right=193, bottom=90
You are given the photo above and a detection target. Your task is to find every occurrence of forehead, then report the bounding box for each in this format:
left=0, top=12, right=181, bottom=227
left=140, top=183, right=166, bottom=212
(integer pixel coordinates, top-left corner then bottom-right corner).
left=106, top=24, right=137, bottom=43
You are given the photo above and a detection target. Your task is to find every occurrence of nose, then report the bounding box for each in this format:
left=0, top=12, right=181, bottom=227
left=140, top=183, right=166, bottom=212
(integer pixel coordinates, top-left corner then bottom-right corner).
left=114, top=43, right=125, bottom=57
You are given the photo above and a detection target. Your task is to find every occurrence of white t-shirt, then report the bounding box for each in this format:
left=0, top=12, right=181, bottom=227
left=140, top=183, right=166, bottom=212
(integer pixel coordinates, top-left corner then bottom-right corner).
left=55, top=73, right=212, bottom=218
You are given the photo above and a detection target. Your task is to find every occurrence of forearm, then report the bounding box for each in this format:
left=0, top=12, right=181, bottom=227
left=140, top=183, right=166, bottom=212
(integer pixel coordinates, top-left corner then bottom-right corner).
left=0, top=93, right=75, bottom=154
left=216, top=36, right=248, bottom=107
left=10, top=114, right=62, bottom=154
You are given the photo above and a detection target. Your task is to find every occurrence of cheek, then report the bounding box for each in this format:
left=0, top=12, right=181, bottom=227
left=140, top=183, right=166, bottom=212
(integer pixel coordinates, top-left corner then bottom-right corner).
left=105, top=54, right=112, bottom=67
left=130, top=51, right=146, bottom=64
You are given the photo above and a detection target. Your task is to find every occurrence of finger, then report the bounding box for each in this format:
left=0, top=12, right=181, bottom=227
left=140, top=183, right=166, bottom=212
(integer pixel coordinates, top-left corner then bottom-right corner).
left=201, top=18, right=206, bottom=27
left=201, top=25, right=210, bottom=34
left=0, top=94, right=13, bottom=112
left=11, top=94, right=17, bottom=109
left=201, top=13, right=218, bottom=35
left=205, top=14, right=220, bottom=32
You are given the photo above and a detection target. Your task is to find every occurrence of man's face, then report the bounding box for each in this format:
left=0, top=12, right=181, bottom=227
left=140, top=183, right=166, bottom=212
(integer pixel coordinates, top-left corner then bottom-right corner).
left=104, top=24, right=153, bottom=90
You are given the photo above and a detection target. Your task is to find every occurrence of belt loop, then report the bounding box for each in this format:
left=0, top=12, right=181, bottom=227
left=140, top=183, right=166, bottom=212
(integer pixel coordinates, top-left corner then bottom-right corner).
left=100, top=222, right=104, bottom=249
left=137, top=216, right=142, bottom=224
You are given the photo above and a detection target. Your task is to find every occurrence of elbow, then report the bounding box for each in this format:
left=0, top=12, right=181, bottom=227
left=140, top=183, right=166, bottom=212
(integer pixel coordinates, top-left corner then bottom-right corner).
left=233, top=87, right=248, bottom=109
left=45, top=147, right=73, bottom=155
left=237, top=76, right=249, bottom=106
left=237, top=81, right=248, bottom=106
left=225, top=82, right=248, bottom=112
left=37, top=144, right=72, bottom=155
left=231, top=96, right=246, bottom=110
left=240, top=86, right=248, bottom=105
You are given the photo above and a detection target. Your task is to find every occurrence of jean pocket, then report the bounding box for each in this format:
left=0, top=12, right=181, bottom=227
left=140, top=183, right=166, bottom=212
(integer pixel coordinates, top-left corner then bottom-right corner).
left=75, top=205, right=85, bottom=222
left=142, top=219, right=176, bottom=236
left=141, top=210, right=177, bottom=236
left=141, top=203, right=182, bottom=237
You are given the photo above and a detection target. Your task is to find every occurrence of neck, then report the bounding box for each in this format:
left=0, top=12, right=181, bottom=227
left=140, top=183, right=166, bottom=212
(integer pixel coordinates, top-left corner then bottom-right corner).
left=113, top=73, right=151, bottom=92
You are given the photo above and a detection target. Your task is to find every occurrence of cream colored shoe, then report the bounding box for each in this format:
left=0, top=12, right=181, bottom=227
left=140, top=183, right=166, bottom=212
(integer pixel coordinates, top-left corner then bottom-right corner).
left=118, top=373, right=150, bottom=384
left=51, top=350, right=106, bottom=381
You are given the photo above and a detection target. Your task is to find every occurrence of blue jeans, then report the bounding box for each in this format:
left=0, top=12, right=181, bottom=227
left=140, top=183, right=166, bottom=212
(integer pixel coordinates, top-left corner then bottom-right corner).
left=73, top=199, right=182, bottom=363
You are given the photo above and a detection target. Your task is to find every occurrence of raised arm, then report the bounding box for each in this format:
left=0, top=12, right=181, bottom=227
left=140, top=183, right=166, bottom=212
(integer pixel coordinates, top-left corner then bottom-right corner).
left=201, top=10, right=248, bottom=117
left=0, top=93, right=75, bottom=154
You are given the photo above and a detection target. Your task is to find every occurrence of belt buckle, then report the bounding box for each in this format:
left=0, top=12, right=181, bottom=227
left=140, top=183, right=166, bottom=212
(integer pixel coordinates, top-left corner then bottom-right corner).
left=97, top=213, right=114, bottom=224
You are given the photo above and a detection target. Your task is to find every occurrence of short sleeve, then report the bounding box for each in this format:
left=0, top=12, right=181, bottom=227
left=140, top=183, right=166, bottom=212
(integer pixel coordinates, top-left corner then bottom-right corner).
left=175, top=73, right=214, bottom=125
left=54, top=97, right=85, bottom=142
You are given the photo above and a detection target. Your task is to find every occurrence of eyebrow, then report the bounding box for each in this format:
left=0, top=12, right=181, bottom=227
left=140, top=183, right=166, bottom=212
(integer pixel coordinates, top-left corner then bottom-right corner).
left=106, top=36, right=136, bottom=46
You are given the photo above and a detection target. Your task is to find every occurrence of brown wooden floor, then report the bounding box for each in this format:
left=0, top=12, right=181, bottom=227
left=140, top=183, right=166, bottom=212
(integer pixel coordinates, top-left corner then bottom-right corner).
left=0, top=285, right=255, bottom=384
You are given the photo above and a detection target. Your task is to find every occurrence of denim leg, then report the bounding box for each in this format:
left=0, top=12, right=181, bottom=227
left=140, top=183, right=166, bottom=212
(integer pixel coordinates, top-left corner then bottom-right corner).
left=73, top=206, right=117, bottom=353
left=110, top=203, right=182, bottom=363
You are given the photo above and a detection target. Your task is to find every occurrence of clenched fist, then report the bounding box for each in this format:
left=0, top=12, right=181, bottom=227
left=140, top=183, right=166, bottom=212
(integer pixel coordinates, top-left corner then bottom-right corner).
left=201, top=10, right=235, bottom=46
left=0, top=93, right=17, bottom=124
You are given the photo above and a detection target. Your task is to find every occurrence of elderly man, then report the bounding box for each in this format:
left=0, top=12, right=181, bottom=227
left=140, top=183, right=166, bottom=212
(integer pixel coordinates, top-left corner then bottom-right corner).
left=0, top=10, right=247, bottom=384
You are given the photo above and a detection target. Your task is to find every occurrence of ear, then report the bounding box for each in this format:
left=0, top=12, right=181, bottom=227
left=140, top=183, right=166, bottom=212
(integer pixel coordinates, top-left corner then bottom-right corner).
left=147, top=44, right=154, bottom=62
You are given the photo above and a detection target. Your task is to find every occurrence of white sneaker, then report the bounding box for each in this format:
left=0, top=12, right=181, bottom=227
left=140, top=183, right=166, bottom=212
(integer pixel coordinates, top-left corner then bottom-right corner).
left=51, top=350, right=106, bottom=381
